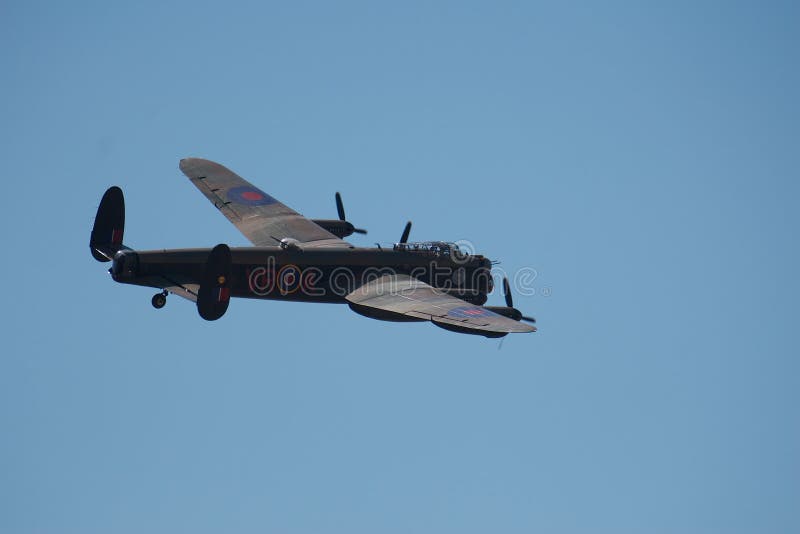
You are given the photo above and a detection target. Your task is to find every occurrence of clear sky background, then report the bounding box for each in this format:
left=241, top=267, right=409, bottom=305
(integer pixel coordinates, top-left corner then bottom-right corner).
left=2, top=1, right=798, bottom=533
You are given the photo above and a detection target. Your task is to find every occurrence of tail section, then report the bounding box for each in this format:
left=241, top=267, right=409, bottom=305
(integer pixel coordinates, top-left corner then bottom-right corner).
left=197, top=244, right=232, bottom=321
left=90, top=186, right=128, bottom=262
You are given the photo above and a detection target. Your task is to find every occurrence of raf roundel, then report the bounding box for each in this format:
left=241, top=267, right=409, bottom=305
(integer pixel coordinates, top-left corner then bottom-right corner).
left=227, top=185, right=278, bottom=206
left=447, top=306, right=497, bottom=319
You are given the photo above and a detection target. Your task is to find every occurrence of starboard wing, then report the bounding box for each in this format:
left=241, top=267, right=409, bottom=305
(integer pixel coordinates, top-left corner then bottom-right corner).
left=179, top=158, right=350, bottom=249
left=346, top=274, right=536, bottom=337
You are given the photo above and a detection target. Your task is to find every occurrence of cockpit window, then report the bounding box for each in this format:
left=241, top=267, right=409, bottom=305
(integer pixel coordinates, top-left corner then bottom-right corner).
left=393, top=241, right=464, bottom=257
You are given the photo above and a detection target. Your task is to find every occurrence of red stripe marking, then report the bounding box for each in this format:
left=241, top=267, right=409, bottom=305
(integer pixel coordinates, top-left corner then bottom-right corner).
left=218, top=287, right=230, bottom=303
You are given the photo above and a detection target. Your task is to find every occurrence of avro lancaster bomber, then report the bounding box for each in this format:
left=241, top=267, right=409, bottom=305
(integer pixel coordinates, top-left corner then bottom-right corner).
left=89, top=158, right=536, bottom=338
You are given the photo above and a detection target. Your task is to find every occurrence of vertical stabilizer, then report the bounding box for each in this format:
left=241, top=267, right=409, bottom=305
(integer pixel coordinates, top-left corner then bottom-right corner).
left=197, top=244, right=232, bottom=321
left=90, top=186, right=127, bottom=262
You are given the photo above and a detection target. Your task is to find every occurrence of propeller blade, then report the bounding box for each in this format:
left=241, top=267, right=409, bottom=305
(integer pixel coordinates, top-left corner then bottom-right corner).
left=400, top=221, right=412, bottom=244
left=503, top=276, right=534, bottom=323
left=503, top=277, right=513, bottom=308
left=353, top=228, right=368, bottom=235
left=335, top=192, right=346, bottom=221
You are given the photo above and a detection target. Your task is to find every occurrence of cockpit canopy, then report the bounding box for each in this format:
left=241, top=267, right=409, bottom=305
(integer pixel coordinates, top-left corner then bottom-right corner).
left=393, top=241, right=468, bottom=259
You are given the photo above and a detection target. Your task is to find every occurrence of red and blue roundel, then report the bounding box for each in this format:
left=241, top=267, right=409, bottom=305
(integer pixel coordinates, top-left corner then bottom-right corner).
left=448, top=306, right=496, bottom=319
left=227, top=185, right=277, bottom=206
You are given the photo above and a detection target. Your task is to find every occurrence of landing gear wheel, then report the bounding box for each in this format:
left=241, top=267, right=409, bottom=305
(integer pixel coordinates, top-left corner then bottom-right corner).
left=151, top=291, right=167, bottom=309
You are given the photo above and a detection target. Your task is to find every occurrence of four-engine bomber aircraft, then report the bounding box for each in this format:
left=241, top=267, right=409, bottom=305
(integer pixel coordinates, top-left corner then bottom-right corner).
left=89, top=158, right=536, bottom=338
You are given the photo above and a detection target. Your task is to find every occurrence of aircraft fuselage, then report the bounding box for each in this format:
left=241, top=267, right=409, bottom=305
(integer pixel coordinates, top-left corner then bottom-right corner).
left=111, top=246, right=494, bottom=305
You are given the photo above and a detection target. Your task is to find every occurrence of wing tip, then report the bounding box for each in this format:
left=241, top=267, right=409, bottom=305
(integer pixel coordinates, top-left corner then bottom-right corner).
left=179, top=157, right=199, bottom=172
left=179, top=157, right=220, bottom=174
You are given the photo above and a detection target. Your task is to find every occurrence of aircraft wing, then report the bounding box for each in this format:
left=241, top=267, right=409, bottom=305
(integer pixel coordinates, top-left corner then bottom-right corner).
left=179, top=158, right=350, bottom=249
left=346, top=274, right=536, bottom=337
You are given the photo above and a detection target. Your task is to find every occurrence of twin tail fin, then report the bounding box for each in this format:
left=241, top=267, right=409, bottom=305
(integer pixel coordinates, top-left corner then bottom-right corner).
left=90, top=186, right=129, bottom=262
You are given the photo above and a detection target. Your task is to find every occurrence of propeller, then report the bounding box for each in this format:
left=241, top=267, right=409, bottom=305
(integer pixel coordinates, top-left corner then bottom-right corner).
left=399, top=221, right=412, bottom=244
left=335, top=192, right=346, bottom=220
left=502, top=277, right=513, bottom=307
left=335, top=192, right=367, bottom=234
left=503, top=277, right=536, bottom=323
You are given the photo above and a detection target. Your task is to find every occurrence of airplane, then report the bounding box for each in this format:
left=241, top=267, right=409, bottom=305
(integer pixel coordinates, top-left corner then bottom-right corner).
left=89, top=158, right=536, bottom=338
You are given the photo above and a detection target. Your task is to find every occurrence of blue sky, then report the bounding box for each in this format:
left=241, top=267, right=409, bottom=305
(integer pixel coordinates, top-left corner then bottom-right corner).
left=2, top=1, right=798, bottom=532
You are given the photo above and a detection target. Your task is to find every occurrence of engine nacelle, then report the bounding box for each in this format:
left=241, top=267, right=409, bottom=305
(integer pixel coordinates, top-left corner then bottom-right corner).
left=312, top=218, right=356, bottom=238
left=431, top=318, right=508, bottom=338
left=483, top=306, right=522, bottom=321
left=348, top=302, right=426, bottom=323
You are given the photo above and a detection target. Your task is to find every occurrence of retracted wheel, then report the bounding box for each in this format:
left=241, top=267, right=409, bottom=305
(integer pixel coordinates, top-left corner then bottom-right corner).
left=151, top=291, right=167, bottom=309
